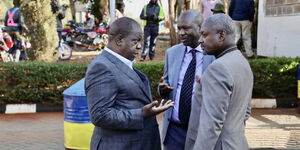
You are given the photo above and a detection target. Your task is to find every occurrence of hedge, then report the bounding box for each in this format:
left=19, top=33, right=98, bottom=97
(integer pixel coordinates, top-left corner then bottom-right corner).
left=0, top=57, right=299, bottom=105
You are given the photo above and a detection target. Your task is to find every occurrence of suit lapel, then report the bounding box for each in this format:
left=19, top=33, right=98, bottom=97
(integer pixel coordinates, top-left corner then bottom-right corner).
left=171, top=45, right=186, bottom=94
left=133, top=68, right=152, bottom=102
left=102, top=51, right=152, bottom=102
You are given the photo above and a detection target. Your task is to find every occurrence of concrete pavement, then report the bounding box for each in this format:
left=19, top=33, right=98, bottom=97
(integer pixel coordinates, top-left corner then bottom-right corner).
left=0, top=109, right=300, bottom=150
left=0, top=112, right=63, bottom=150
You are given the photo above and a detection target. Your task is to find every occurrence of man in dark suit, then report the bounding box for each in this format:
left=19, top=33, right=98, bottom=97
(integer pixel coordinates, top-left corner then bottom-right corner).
left=85, top=17, right=173, bottom=150
left=158, top=10, right=215, bottom=150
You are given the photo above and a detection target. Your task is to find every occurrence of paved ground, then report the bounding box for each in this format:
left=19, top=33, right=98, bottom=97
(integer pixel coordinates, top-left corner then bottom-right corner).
left=0, top=108, right=300, bottom=150
left=0, top=113, right=64, bottom=150
left=246, top=109, right=300, bottom=150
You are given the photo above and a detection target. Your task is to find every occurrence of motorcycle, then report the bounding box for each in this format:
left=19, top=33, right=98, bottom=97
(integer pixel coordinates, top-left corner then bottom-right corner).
left=72, top=22, right=108, bottom=52
left=61, top=21, right=84, bottom=47
left=1, top=27, right=30, bottom=62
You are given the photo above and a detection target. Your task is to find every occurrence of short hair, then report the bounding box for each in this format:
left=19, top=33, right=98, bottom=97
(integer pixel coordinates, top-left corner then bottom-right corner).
left=203, top=14, right=235, bottom=37
left=13, top=0, right=21, bottom=7
left=179, top=9, right=203, bottom=26
left=108, top=17, right=140, bottom=41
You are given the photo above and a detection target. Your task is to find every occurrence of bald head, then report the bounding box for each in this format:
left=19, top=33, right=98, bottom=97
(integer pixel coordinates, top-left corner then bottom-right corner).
left=179, top=9, right=203, bottom=27
left=199, top=14, right=236, bottom=56
left=177, top=9, right=203, bottom=48
left=203, top=14, right=235, bottom=40
left=108, top=17, right=141, bottom=41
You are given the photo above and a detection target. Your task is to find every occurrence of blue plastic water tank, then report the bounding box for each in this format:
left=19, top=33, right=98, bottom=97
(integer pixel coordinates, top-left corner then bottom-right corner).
left=297, top=63, right=300, bottom=81
left=63, top=78, right=91, bottom=123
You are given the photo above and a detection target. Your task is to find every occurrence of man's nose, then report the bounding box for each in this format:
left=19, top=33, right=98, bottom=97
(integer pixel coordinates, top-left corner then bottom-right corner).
left=178, top=29, right=185, bottom=36
left=137, top=42, right=142, bottom=49
left=199, top=36, right=204, bottom=44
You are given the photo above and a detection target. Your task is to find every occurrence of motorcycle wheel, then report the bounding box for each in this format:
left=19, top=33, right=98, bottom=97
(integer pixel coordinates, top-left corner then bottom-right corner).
left=59, top=43, right=72, bottom=60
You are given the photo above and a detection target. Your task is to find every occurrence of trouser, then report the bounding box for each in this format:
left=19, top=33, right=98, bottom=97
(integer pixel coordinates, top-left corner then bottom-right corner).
left=141, top=24, right=159, bottom=60
left=163, top=121, right=187, bottom=150
left=234, top=20, right=253, bottom=57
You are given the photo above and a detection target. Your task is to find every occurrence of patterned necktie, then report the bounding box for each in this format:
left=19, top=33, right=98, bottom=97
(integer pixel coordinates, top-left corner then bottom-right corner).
left=179, top=49, right=196, bottom=125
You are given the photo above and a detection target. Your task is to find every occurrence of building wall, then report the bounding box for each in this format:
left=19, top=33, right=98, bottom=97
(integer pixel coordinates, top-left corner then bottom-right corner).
left=258, top=0, right=300, bottom=57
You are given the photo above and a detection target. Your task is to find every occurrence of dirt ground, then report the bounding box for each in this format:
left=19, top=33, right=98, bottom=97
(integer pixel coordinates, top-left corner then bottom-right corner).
left=62, top=39, right=171, bottom=63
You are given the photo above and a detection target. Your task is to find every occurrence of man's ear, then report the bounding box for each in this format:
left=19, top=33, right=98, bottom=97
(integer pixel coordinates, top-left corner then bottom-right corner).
left=218, top=30, right=226, bottom=42
left=115, top=34, right=124, bottom=46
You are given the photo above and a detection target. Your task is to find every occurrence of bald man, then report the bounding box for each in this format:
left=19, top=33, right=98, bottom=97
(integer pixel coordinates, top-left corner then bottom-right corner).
left=158, top=10, right=215, bottom=150
left=185, top=14, right=253, bottom=150
left=85, top=17, right=173, bottom=150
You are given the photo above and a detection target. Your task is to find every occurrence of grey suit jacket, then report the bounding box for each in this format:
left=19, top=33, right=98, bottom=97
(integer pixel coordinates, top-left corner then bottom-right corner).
left=185, top=48, right=253, bottom=150
left=85, top=50, right=161, bottom=150
left=159, top=44, right=215, bottom=143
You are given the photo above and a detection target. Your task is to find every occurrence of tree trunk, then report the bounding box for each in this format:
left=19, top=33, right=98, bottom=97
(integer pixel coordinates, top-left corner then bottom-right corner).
left=21, top=0, right=58, bottom=62
left=177, top=0, right=184, bottom=17
left=185, top=0, right=190, bottom=10
left=168, top=0, right=178, bottom=46
left=189, top=0, right=199, bottom=9
left=101, top=0, right=109, bottom=22
left=69, top=0, right=76, bottom=21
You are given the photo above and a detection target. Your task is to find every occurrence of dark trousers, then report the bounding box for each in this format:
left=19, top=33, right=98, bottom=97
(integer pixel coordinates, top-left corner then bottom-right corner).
left=141, top=24, right=159, bottom=60
left=57, top=31, right=62, bottom=48
left=164, top=122, right=187, bottom=150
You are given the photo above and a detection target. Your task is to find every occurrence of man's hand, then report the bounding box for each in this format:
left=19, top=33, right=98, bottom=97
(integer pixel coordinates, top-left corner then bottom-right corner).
left=159, top=77, right=174, bottom=98
left=195, top=75, right=201, bottom=84
left=143, top=99, right=174, bottom=118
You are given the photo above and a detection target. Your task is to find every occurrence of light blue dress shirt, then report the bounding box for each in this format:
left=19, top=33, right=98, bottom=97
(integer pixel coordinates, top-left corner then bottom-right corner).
left=171, top=45, right=204, bottom=123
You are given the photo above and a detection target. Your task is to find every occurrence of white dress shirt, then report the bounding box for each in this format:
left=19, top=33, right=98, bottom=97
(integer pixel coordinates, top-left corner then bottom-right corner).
left=104, top=47, right=133, bottom=70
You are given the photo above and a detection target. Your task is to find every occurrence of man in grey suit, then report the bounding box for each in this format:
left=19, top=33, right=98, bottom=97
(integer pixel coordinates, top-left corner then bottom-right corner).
left=185, top=14, right=253, bottom=150
left=85, top=17, right=174, bottom=150
left=158, top=10, right=215, bottom=150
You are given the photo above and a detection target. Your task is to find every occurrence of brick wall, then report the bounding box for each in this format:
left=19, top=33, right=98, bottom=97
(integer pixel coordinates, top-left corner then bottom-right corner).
left=265, top=0, right=300, bottom=16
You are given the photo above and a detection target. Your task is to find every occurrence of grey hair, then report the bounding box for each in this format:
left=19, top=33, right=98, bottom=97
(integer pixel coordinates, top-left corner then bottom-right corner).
left=180, top=9, right=203, bottom=26
left=203, top=14, right=235, bottom=37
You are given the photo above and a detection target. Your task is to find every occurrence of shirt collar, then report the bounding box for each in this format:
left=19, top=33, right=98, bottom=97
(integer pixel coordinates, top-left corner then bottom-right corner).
left=186, top=45, right=203, bottom=53
left=104, top=47, right=133, bottom=70
left=216, top=46, right=237, bottom=58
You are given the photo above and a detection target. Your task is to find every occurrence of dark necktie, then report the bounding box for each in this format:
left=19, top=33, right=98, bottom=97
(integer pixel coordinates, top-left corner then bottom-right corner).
left=179, top=49, right=196, bottom=125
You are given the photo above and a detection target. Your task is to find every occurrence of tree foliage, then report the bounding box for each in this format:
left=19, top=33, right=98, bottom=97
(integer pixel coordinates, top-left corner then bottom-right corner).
left=21, top=0, right=58, bottom=62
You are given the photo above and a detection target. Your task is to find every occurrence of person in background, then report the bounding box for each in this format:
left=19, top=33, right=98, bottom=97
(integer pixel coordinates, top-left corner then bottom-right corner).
left=200, top=0, right=223, bottom=19
left=229, top=0, right=255, bottom=58
left=51, top=0, right=65, bottom=48
left=211, top=3, right=225, bottom=14
left=140, top=0, right=164, bottom=61
left=4, top=0, right=28, bottom=62
left=116, top=2, right=125, bottom=19
left=85, top=12, right=95, bottom=29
